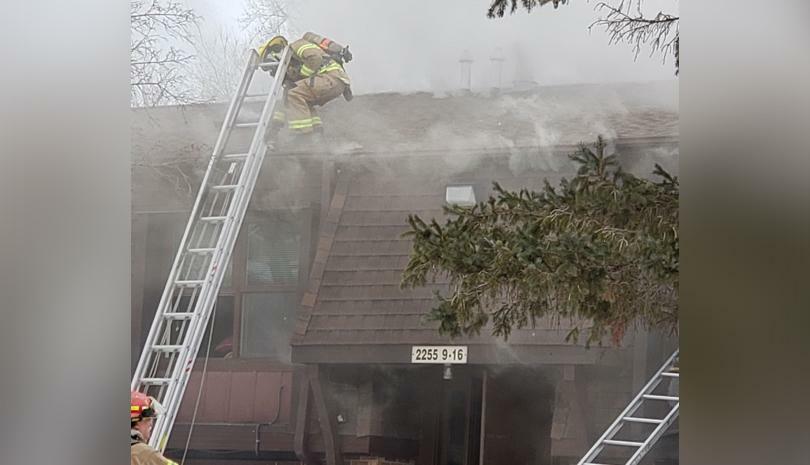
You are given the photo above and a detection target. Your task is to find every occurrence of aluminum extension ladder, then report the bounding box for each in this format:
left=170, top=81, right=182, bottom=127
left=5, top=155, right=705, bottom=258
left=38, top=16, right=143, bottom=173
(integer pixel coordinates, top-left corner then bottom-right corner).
left=131, top=46, right=292, bottom=451
left=577, top=349, right=680, bottom=465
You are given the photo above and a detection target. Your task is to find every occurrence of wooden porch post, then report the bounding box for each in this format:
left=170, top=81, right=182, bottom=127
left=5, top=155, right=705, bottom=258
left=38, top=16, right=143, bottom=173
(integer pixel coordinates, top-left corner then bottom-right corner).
left=478, top=370, right=488, bottom=465
left=308, top=364, right=343, bottom=465
left=294, top=371, right=313, bottom=464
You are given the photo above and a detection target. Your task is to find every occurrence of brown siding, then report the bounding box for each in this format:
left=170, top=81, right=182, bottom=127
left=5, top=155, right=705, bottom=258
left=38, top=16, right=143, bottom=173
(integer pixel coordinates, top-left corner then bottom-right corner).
left=177, top=364, right=296, bottom=425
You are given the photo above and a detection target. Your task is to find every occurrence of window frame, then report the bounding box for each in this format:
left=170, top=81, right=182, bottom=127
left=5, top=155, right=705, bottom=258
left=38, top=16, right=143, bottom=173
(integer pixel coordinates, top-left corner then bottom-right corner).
left=229, top=206, right=314, bottom=360
left=137, top=206, right=315, bottom=364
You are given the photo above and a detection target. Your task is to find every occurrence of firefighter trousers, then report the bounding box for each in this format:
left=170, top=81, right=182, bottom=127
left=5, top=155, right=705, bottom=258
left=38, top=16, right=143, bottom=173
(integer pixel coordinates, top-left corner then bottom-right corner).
left=285, top=73, right=346, bottom=134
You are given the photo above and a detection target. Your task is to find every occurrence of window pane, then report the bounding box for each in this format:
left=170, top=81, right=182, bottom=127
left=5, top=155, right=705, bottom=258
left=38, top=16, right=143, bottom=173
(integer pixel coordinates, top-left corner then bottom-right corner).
left=246, top=213, right=301, bottom=286
left=240, top=293, right=298, bottom=360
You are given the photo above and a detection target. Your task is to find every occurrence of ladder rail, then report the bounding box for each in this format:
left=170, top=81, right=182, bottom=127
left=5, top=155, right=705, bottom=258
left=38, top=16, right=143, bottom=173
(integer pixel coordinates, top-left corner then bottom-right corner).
left=132, top=46, right=292, bottom=452
left=130, top=51, right=259, bottom=392
left=150, top=56, right=261, bottom=447
left=135, top=51, right=258, bottom=447
left=153, top=47, right=292, bottom=447
left=577, top=349, right=679, bottom=465
left=131, top=52, right=255, bottom=436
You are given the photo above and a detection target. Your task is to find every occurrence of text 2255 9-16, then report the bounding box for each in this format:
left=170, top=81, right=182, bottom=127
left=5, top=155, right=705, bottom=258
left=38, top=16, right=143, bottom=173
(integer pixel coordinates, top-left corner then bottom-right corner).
left=411, top=346, right=467, bottom=364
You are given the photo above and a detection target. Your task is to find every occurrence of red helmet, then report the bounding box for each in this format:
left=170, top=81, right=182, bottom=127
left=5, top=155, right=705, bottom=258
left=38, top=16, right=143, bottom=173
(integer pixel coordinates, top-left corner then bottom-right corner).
left=131, top=390, right=161, bottom=421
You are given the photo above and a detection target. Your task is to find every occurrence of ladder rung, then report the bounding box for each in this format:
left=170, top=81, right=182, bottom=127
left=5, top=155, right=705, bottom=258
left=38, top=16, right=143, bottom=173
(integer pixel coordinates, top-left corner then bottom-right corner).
left=175, top=280, right=205, bottom=287
left=187, top=247, right=216, bottom=254
left=584, top=463, right=614, bottom=465
left=222, top=152, right=249, bottom=160
left=603, top=439, right=644, bottom=447
left=234, top=122, right=259, bottom=128
left=200, top=216, right=228, bottom=222
left=140, top=378, right=172, bottom=385
left=152, top=345, right=184, bottom=352
left=661, top=372, right=680, bottom=377
left=643, top=394, right=679, bottom=401
left=211, top=184, right=239, bottom=191
left=623, top=416, right=664, bottom=424
left=244, top=93, right=267, bottom=98
left=163, top=313, right=195, bottom=320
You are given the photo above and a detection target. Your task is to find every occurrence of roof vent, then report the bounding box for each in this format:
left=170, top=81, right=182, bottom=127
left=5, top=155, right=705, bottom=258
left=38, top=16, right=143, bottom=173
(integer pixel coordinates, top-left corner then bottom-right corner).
left=446, top=185, right=476, bottom=206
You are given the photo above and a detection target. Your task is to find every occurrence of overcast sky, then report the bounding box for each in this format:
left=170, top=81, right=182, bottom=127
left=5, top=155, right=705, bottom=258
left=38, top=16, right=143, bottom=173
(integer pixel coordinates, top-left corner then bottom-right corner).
left=187, top=0, right=678, bottom=95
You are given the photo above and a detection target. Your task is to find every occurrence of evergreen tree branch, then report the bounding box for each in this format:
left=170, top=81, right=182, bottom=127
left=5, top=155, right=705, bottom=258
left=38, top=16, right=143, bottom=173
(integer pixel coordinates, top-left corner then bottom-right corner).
left=402, top=136, right=678, bottom=346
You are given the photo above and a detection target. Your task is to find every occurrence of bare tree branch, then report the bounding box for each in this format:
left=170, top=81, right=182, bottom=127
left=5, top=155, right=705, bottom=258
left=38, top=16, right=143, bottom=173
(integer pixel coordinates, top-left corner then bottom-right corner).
left=131, top=0, right=200, bottom=107
left=187, top=28, right=252, bottom=103
left=239, top=0, right=294, bottom=44
left=591, top=1, right=679, bottom=73
left=487, top=0, right=679, bottom=74
left=132, top=142, right=210, bottom=197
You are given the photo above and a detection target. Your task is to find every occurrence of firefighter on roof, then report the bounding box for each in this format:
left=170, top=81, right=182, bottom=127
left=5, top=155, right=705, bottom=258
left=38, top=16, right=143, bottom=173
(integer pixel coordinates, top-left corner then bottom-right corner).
left=131, top=390, right=178, bottom=465
left=257, top=32, right=353, bottom=140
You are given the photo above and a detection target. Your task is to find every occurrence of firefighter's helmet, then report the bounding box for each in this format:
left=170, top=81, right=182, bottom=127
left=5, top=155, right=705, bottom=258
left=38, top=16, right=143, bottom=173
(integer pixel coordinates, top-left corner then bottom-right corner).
left=258, top=35, right=288, bottom=61
left=131, top=390, right=163, bottom=422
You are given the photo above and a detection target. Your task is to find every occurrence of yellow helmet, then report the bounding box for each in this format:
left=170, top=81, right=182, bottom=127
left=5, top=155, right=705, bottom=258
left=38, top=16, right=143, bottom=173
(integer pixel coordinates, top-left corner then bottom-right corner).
left=257, top=35, right=288, bottom=61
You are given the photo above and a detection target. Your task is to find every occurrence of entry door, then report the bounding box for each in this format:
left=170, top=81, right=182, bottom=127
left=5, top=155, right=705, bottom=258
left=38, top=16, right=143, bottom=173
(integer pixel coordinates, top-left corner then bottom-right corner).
left=438, top=372, right=483, bottom=465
